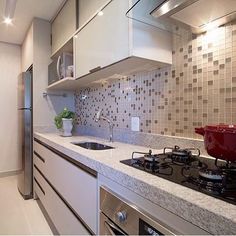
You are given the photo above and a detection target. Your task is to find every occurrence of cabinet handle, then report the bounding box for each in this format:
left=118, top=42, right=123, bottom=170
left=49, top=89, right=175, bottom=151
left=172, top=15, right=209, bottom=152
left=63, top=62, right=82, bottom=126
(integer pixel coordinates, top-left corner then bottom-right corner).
left=89, top=66, right=101, bottom=73
left=34, top=177, right=45, bottom=195
left=34, top=138, right=97, bottom=178
left=33, top=151, right=45, bottom=163
left=57, top=55, right=61, bottom=79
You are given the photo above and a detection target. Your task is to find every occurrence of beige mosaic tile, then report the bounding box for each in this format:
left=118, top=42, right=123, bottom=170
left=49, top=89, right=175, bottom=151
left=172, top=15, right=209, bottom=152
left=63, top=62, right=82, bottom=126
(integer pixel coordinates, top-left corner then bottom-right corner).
left=75, top=21, right=236, bottom=139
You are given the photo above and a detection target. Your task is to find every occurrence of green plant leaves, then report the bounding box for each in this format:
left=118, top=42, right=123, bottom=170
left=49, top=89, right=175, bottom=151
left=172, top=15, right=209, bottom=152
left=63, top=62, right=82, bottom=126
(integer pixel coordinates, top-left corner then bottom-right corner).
left=54, top=107, right=75, bottom=129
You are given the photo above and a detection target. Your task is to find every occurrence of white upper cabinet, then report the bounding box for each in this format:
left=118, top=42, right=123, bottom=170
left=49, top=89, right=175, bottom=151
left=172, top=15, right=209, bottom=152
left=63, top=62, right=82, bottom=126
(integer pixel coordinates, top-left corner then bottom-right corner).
left=74, top=0, right=172, bottom=80
left=75, top=0, right=129, bottom=78
left=78, top=0, right=110, bottom=28
left=51, top=0, right=77, bottom=56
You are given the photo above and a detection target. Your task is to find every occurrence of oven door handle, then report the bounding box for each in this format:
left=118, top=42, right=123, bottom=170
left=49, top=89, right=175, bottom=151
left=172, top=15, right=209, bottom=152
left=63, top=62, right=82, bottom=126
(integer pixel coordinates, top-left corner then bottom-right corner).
left=104, top=220, right=126, bottom=235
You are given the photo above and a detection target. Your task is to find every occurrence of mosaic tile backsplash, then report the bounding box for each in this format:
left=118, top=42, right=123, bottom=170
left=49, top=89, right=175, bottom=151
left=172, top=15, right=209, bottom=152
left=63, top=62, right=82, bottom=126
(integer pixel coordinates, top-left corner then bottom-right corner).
left=75, top=22, right=236, bottom=139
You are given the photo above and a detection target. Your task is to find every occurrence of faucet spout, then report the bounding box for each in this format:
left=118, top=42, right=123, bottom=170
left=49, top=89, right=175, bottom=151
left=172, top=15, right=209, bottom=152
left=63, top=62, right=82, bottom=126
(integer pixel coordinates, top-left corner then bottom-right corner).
left=95, top=109, right=114, bottom=142
left=95, top=109, right=102, bottom=122
left=109, top=122, right=113, bottom=142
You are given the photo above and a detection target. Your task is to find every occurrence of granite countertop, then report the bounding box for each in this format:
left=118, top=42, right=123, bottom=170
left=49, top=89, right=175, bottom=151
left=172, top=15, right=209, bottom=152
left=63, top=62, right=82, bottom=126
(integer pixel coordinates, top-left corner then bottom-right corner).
left=34, top=132, right=236, bottom=235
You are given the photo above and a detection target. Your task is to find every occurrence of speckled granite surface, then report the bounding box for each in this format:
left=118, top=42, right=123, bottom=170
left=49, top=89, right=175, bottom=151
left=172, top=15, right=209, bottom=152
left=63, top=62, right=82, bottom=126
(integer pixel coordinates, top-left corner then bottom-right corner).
left=74, top=125, right=208, bottom=156
left=34, top=132, right=236, bottom=235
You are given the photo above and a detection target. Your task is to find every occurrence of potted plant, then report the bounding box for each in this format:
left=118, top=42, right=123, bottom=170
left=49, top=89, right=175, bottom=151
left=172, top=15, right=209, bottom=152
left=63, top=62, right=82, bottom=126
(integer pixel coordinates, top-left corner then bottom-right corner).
left=54, top=108, right=75, bottom=137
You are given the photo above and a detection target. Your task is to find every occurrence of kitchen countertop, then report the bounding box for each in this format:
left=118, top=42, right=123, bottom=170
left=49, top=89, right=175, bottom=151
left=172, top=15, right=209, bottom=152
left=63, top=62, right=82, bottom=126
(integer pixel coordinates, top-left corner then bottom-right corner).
left=34, top=132, right=236, bottom=234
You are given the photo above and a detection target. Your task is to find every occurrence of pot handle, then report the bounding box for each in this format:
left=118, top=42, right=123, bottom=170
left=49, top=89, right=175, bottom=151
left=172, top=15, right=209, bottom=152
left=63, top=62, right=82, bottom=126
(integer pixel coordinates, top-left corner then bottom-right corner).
left=195, top=127, right=205, bottom=136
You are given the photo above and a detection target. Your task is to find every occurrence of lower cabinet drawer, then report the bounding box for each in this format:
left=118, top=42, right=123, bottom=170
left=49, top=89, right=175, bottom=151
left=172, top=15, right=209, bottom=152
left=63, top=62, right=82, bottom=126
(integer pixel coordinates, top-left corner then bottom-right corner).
left=33, top=150, right=45, bottom=173
left=34, top=167, right=90, bottom=235
left=34, top=140, right=97, bottom=233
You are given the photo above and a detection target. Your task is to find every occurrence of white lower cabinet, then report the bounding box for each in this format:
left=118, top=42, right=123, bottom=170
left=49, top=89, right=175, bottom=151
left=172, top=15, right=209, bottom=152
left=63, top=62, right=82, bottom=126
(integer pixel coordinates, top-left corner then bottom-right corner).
left=34, top=167, right=90, bottom=235
left=33, top=139, right=97, bottom=234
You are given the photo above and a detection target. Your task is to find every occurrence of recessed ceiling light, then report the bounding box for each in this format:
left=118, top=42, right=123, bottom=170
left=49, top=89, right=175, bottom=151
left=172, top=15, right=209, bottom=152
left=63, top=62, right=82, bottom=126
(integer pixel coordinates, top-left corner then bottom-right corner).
left=4, top=17, right=12, bottom=25
left=97, top=11, right=104, bottom=16
left=4, top=0, right=17, bottom=25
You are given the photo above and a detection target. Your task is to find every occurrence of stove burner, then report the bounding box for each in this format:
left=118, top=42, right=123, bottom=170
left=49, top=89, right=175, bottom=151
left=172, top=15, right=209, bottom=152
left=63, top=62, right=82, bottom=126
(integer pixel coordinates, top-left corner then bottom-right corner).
left=131, top=150, right=173, bottom=175
left=164, top=146, right=200, bottom=165
left=120, top=146, right=236, bottom=205
left=143, top=151, right=159, bottom=162
left=187, top=176, right=225, bottom=194
left=199, top=169, right=223, bottom=181
left=186, top=166, right=236, bottom=195
left=172, top=146, right=191, bottom=157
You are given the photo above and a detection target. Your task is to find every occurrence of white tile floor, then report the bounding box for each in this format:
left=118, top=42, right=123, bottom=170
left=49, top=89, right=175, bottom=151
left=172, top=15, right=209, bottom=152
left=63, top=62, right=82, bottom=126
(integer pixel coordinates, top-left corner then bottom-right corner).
left=0, top=175, right=52, bottom=235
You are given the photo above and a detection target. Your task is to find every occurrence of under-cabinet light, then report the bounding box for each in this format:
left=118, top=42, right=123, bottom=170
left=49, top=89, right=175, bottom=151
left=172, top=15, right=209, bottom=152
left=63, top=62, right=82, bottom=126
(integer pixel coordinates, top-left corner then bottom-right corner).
left=97, top=11, right=104, bottom=16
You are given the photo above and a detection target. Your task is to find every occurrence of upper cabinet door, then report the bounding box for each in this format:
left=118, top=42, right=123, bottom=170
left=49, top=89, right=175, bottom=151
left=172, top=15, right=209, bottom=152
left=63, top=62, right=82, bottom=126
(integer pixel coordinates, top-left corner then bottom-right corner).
left=51, top=0, right=77, bottom=56
left=78, top=0, right=110, bottom=28
left=75, top=0, right=130, bottom=79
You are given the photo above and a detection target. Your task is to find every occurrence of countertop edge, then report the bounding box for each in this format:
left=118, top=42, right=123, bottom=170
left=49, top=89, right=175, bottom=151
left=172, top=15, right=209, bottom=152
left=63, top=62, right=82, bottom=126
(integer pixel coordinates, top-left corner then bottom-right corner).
left=33, top=132, right=236, bottom=235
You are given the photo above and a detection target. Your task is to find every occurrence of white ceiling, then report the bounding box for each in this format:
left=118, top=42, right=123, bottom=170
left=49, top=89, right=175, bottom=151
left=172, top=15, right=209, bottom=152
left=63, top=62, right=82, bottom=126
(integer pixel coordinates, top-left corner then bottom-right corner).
left=0, top=0, right=65, bottom=45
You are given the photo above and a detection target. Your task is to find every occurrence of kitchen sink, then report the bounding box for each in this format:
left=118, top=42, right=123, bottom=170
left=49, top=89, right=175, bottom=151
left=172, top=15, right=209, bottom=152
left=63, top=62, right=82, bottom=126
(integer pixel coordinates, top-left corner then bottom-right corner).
left=72, top=142, right=114, bottom=150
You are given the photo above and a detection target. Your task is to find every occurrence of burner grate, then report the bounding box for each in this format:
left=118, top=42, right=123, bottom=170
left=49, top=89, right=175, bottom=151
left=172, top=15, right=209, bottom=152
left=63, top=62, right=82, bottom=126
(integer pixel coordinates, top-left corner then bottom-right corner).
left=131, top=150, right=173, bottom=175
left=120, top=146, right=236, bottom=205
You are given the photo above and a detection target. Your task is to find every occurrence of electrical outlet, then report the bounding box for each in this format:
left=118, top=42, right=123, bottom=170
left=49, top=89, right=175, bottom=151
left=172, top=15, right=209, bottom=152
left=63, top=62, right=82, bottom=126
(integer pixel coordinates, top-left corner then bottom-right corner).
left=131, top=117, right=140, bottom=132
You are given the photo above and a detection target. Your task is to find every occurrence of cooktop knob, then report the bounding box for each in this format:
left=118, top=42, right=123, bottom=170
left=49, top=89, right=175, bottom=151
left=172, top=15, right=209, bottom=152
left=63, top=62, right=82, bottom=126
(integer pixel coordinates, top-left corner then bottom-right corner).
left=116, top=211, right=127, bottom=223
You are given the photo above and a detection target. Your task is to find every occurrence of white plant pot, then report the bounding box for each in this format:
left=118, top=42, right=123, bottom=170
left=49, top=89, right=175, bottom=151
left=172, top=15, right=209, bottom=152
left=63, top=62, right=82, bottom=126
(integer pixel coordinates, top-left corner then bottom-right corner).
left=62, top=118, right=73, bottom=137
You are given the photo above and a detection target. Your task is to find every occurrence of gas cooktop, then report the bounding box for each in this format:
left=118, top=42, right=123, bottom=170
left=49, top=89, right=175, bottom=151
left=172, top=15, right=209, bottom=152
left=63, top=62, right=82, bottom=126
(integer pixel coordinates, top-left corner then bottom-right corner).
left=120, top=146, right=236, bottom=205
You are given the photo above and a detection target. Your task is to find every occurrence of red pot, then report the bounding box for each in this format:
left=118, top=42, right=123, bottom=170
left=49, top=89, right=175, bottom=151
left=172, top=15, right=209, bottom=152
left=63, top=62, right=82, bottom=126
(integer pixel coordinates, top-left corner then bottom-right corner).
left=195, top=125, right=236, bottom=162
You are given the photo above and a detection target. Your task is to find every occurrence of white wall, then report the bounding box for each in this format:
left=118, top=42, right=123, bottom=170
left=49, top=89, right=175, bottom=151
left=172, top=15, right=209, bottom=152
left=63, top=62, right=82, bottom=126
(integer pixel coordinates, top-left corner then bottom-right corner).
left=32, top=18, right=74, bottom=132
left=0, top=18, right=75, bottom=175
left=21, top=24, right=33, bottom=72
left=0, top=42, right=21, bottom=173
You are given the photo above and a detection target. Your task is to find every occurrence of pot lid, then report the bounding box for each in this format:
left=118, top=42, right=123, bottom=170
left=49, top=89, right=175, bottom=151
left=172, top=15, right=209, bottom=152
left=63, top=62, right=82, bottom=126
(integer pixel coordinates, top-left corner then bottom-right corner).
left=205, top=124, right=236, bottom=133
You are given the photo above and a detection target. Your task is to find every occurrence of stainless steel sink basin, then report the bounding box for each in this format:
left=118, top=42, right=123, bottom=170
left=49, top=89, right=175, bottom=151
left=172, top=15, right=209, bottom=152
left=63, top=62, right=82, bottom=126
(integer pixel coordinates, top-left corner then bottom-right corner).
left=72, top=142, right=114, bottom=150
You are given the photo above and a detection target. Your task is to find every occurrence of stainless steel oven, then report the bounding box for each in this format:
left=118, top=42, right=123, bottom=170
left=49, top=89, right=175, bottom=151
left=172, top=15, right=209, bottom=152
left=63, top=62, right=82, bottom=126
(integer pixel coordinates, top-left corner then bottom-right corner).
left=100, top=187, right=179, bottom=235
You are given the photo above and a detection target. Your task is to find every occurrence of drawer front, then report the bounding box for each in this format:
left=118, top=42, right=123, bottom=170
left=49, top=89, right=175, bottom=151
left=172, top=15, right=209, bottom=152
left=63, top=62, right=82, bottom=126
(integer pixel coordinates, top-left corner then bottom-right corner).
left=34, top=140, right=97, bottom=233
left=33, top=150, right=45, bottom=174
left=34, top=167, right=90, bottom=235
left=34, top=141, right=51, bottom=171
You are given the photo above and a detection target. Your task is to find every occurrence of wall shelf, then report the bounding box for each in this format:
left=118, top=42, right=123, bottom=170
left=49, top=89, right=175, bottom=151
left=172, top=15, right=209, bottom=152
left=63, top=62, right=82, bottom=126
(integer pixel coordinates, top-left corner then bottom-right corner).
left=46, top=56, right=170, bottom=91
left=51, top=37, right=73, bottom=59
left=47, top=77, right=75, bottom=91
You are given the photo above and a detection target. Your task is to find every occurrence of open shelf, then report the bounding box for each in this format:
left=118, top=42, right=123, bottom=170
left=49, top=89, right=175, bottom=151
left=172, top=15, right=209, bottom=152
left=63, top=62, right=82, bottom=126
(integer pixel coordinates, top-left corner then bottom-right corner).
left=47, top=56, right=167, bottom=91
left=47, top=77, right=76, bottom=91
left=51, top=37, right=73, bottom=59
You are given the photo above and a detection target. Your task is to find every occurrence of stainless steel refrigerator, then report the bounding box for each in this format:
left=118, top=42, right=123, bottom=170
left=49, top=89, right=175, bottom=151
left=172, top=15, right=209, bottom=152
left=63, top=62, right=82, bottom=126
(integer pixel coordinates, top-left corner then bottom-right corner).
left=17, top=70, right=33, bottom=199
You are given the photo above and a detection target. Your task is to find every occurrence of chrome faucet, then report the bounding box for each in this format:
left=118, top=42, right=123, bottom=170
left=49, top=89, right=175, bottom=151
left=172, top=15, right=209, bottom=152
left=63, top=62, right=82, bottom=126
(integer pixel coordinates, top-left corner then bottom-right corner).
left=95, top=109, right=113, bottom=142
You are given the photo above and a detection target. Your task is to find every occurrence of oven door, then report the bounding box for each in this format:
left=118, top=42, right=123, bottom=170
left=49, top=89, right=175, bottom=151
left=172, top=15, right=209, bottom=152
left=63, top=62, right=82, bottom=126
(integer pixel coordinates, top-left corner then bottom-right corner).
left=100, top=213, right=127, bottom=235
